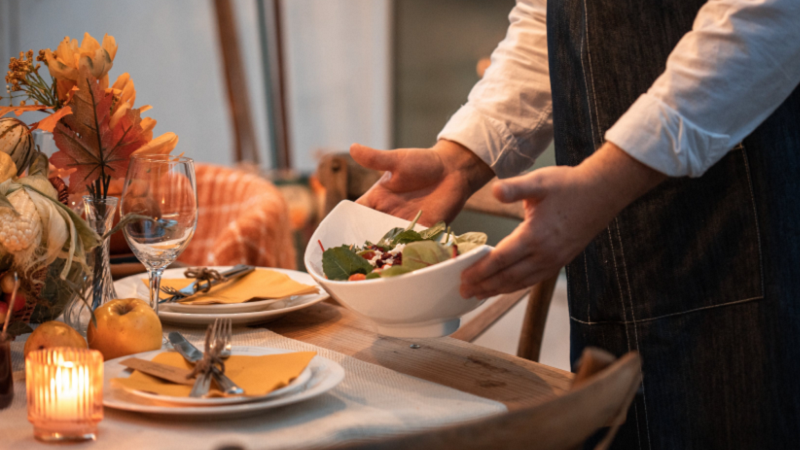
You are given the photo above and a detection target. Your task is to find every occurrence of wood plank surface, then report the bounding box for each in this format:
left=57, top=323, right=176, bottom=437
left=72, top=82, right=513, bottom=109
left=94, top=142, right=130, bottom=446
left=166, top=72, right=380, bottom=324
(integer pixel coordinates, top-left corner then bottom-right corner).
left=267, top=302, right=574, bottom=411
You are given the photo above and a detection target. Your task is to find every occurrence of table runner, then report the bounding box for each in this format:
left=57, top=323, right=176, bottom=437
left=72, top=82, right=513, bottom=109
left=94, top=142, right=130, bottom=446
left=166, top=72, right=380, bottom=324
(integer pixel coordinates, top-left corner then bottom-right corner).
left=2, top=324, right=507, bottom=450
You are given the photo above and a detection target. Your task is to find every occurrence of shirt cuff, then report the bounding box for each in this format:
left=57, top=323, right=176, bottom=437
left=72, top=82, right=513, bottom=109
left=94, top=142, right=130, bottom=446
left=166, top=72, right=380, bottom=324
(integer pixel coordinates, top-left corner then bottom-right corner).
left=438, top=104, right=536, bottom=179
left=605, top=94, right=732, bottom=178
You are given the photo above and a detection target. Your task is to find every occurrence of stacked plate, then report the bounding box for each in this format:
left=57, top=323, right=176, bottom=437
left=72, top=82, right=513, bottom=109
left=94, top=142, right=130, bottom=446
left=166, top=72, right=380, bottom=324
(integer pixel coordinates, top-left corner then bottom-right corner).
left=104, top=346, right=345, bottom=417
left=114, top=266, right=330, bottom=326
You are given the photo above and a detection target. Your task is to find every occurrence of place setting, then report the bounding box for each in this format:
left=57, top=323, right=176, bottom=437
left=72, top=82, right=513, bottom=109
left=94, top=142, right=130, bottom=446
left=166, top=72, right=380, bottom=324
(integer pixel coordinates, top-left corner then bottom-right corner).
left=106, top=145, right=328, bottom=327
left=102, top=318, right=344, bottom=418
left=114, top=265, right=328, bottom=326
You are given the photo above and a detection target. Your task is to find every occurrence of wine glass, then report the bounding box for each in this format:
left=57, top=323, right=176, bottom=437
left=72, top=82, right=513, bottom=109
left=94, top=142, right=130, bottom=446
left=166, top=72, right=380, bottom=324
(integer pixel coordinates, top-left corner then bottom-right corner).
left=120, top=154, right=198, bottom=314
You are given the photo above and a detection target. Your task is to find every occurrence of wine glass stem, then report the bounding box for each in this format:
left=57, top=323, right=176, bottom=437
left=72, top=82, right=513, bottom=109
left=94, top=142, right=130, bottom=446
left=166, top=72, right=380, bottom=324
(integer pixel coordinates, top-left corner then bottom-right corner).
left=148, top=268, right=165, bottom=314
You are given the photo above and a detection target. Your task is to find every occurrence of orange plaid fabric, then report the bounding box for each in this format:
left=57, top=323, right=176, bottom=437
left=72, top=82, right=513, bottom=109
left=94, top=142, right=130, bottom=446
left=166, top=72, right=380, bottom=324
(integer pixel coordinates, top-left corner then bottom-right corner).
left=177, top=164, right=296, bottom=269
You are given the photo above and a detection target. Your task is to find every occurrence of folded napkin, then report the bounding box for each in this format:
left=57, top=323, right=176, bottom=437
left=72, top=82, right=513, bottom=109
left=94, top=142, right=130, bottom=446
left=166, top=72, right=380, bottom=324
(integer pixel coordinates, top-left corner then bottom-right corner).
left=147, top=269, right=319, bottom=305
left=111, top=351, right=316, bottom=397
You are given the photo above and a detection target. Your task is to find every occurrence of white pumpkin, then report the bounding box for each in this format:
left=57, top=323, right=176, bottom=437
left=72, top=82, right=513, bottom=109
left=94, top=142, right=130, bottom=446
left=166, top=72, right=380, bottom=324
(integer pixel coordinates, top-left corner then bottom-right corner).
left=0, top=118, right=34, bottom=176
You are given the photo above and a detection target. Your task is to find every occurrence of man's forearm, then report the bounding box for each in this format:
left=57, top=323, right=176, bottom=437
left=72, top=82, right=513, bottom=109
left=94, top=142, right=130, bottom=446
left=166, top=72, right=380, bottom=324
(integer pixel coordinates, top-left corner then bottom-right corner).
left=579, top=141, right=667, bottom=215
left=434, top=139, right=496, bottom=199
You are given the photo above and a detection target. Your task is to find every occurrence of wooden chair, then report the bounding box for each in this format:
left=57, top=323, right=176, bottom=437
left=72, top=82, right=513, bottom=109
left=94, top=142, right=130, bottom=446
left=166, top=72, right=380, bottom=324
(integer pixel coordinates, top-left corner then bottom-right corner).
left=319, top=348, right=641, bottom=450
left=316, top=153, right=560, bottom=362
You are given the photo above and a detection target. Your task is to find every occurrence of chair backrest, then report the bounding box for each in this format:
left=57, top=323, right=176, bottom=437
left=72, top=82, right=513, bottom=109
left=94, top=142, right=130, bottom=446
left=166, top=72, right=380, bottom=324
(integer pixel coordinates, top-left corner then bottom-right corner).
left=320, top=348, right=642, bottom=450
left=178, top=164, right=296, bottom=269
left=213, top=0, right=261, bottom=164
left=315, top=153, right=559, bottom=362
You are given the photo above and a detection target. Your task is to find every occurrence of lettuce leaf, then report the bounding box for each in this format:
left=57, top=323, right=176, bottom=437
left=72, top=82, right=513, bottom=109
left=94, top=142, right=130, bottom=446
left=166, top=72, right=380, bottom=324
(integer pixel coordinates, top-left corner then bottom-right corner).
left=322, top=246, right=374, bottom=280
left=401, top=241, right=453, bottom=271
left=453, top=232, right=488, bottom=254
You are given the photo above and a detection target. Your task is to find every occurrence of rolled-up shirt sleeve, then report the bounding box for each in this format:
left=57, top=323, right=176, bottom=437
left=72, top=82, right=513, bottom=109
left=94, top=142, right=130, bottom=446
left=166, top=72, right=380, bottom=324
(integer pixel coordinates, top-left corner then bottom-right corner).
left=438, top=0, right=552, bottom=179
left=606, top=0, right=800, bottom=178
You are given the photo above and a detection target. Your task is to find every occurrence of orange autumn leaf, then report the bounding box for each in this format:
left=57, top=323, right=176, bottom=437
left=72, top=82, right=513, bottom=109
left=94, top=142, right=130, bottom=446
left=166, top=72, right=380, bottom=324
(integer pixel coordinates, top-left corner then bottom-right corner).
left=0, top=105, right=49, bottom=118
left=131, top=132, right=179, bottom=156
left=35, top=106, right=73, bottom=133
left=51, top=68, right=149, bottom=193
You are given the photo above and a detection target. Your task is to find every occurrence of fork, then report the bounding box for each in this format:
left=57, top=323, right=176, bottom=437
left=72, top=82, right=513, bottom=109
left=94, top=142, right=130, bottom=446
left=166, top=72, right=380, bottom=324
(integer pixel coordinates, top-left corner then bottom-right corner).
left=209, top=318, right=242, bottom=395
left=188, top=328, right=215, bottom=398
left=217, top=318, right=233, bottom=359
left=159, top=285, right=184, bottom=297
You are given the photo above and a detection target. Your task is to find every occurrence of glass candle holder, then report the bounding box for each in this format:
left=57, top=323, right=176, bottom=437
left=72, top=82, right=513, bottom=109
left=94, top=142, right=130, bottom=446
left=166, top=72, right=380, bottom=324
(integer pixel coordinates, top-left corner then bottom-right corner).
left=26, top=348, right=103, bottom=442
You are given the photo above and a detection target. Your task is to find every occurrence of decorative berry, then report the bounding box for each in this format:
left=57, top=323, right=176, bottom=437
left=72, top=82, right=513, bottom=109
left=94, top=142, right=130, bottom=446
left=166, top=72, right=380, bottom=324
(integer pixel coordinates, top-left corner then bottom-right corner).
left=4, top=292, right=26, bottom=313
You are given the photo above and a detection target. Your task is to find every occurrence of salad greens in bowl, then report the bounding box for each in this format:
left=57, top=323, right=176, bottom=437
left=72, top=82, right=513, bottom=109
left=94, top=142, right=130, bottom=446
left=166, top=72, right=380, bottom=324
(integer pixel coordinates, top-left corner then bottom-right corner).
left=304, top=201, right=493, bottom=338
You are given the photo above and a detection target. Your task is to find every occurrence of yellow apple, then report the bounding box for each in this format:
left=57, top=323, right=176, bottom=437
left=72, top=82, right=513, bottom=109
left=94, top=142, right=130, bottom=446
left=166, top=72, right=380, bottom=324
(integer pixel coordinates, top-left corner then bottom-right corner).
left=88, top=298, right=162, bottom=361
left=24, top=321, right=87, bottom=358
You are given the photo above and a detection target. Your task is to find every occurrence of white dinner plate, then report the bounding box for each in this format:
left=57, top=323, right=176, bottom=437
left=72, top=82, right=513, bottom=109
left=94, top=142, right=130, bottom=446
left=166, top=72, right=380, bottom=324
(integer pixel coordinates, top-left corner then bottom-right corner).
left=114, top=267, right=330, bottom=326
left=110, top=346, right=313, bottom=406
left=103, top=348, right=345, bottom=417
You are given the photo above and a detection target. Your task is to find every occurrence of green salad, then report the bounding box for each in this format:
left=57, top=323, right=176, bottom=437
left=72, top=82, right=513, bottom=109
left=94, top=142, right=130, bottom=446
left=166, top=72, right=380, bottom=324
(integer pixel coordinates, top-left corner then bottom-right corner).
left=320, top=211, right=488, bottom=281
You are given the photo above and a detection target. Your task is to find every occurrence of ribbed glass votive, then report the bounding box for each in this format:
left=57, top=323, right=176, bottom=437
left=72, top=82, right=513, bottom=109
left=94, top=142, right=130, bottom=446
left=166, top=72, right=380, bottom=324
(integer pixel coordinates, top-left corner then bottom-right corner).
left=26, top=348, right=103, bottom=442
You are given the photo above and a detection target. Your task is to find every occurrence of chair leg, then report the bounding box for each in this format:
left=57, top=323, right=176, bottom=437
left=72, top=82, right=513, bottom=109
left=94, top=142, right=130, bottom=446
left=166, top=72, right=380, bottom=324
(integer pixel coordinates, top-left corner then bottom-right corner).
left=517, top=274, right=559, bottom=362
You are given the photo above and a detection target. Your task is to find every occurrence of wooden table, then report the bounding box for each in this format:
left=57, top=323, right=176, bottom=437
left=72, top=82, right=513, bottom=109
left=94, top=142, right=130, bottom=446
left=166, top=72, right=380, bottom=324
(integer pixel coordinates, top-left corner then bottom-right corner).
left=267, top=301, right=574, bottom=411
left=110, top=262, right=574, bottom=410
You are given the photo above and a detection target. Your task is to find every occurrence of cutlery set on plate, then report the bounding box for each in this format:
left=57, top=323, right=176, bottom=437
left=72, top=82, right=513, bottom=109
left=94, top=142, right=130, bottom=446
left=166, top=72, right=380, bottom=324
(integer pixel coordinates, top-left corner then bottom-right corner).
left=159, top=265, right=255, bottom=304
left=114, top=266, right=330, bottom=326
left=168, top=319, right=243, bottom=397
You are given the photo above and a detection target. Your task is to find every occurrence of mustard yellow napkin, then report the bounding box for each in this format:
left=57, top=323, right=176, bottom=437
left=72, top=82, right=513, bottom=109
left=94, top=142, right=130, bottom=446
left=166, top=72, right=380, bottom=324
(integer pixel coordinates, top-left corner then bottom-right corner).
left=111, top=351, right=317, bottom=397
left=145, top=269, right=319, bottom=305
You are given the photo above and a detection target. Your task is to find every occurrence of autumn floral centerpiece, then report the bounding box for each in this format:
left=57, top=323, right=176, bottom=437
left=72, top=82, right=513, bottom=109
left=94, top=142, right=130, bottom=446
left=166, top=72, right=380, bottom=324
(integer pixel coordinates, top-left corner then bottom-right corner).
left=0, top=33, right=178, bottom=335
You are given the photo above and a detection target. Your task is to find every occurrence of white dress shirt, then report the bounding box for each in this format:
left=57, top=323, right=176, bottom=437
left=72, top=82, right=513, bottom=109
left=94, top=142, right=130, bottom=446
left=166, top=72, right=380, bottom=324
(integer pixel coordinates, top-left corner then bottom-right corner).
left=438, top=0, right=800, bottom=178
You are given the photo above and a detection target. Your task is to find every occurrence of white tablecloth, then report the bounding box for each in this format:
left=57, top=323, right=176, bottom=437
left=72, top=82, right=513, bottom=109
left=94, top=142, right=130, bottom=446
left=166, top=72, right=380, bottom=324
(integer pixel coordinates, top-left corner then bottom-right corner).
left=1, top=324, right=506, bottom=450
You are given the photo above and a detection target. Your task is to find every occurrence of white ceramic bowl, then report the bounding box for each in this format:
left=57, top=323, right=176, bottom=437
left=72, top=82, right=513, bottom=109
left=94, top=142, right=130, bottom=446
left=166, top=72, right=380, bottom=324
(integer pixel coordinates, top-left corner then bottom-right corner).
left=304, top=201, right=492, bottom=338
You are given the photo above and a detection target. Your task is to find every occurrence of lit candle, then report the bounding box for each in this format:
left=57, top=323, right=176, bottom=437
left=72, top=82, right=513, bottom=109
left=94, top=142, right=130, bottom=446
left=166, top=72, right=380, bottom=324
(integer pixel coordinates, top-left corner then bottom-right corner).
left=26, top=348, right=103, bottom=442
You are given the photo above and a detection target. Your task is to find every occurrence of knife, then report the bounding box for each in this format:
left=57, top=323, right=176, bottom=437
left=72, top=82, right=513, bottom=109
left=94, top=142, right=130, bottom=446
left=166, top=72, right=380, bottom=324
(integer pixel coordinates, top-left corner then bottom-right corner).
left=167, top=332, right=244, bottom=396
left=174, top=264, right=252, bottom=298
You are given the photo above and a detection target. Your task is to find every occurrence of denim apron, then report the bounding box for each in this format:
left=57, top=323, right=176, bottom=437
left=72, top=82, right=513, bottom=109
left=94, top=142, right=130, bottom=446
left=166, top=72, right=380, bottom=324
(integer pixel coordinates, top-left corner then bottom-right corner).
left=547, top=0, right=800, bottom=448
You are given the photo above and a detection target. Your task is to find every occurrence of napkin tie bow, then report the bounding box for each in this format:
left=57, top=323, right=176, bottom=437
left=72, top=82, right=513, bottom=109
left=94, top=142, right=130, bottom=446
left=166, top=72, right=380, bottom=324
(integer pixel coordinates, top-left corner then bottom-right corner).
left=187, top=328, right=226, bottom=380
left=184, top=267, right=226, bottom=293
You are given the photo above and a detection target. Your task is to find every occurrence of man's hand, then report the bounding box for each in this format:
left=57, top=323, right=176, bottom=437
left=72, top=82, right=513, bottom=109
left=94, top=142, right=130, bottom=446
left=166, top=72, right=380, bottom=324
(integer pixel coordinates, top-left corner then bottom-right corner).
left=351, top=140, right=495, bottom=225
left=460, top=142, right=667, bottom=299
